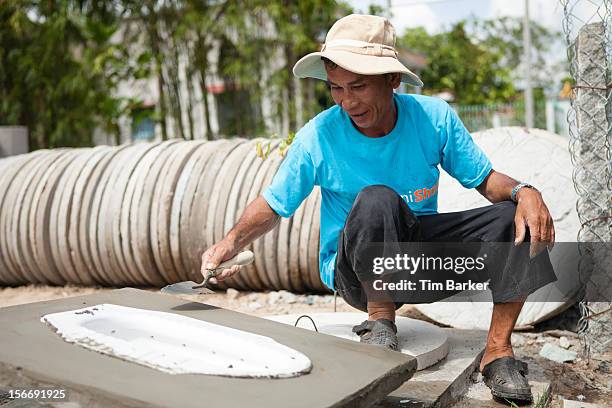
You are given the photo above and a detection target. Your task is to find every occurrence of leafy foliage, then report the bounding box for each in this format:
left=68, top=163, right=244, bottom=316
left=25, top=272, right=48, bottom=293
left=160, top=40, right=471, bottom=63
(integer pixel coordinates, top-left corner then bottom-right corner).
left=1, top=3, right=563, bottom=150
left=466, top=16, right=564, bottom=90
left=400, top=22, right=516, bottom=104
left=0, top=0, right=131, bottom=149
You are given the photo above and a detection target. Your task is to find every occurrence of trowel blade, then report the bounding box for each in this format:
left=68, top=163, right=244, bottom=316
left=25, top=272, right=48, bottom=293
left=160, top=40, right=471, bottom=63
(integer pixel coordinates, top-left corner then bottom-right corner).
left=161, top=281, right=214, bottom=295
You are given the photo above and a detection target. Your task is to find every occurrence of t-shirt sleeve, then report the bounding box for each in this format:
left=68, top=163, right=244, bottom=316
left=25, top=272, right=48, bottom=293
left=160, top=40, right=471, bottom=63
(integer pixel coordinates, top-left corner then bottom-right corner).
left=439, top=104, right=492, bottom=189
left=262, top=141, right=316, bottom=218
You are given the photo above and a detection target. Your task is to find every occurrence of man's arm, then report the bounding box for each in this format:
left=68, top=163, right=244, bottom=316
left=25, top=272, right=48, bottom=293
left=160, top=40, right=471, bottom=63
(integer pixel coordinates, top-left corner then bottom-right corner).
left=475, top=169, right=519, bottom=203
left=200, top=196, right=280, bottom=282
left=476, top=169, right=555, bottom=255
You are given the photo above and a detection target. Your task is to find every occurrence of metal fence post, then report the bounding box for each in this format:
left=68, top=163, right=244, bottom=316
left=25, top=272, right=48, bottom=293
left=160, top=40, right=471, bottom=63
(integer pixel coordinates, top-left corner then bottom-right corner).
left=565, top=18, right=612, bottom=356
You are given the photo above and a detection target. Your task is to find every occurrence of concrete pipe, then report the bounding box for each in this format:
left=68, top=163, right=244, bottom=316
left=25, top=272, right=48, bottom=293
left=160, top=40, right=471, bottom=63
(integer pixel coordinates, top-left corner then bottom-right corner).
left=416, top=127, right=581, bottom=329
left=0, top=139, right=324, bottom=292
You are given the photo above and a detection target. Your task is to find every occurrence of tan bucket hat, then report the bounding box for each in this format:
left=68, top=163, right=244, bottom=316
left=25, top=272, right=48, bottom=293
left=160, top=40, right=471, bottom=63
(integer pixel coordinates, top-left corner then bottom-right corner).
left=293, top=14, right=423, bottom=87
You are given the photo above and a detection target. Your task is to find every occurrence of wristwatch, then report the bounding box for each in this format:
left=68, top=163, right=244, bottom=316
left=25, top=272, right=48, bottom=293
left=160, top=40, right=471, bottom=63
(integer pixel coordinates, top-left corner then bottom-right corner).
left=511, top=182, right=537, bottom=203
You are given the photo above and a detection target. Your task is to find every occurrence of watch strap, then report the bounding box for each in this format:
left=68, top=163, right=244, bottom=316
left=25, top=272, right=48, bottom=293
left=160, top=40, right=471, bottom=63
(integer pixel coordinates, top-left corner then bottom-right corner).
left=511, top=182, right=536, bottom=203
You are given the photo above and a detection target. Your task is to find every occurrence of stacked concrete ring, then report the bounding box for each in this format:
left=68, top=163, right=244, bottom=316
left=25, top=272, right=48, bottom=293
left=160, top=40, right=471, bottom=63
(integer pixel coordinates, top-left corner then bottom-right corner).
left=111, top=143, right=159, bottom=285
left=78, top=146, right=127, bottom=285
left=116, top=141, right=164, bottom=285
left=173, top=141, right=220, bottom=282
left=188, top=140, right=244, bottom=284
left=0, top=154, right=29, bottom=282
left=97, top=144, right=145, bottom=285
left=14, top=150, right=65, bottom=284
left=247, top=140, right=282, bottom=290
left=152, top=141, right=204, bottom=285
left=110, top=142, right=163, bottom=285
left=127, top=141, right=179, bottom=286
left=35, top=150, right=80, bottom=284
left=298, top=185, right=318, bottom=291
left=200, top=139, right=248, bottom=289
left=168, top=143, right=201, bottom=281
left=9, top=150, right=52, bottom=283
left=0, top=156, right=18, bottom=282
left=149, top=142, right=188, bottom=283
left=276, top=201, right=294, bottom=290
left=86, top=145, right=132, bottom=285
left=298, top=188, right=313, bottom=291
left=136, top=141, right=183, bottom=285
left=47, top=148, right=81, bottom=283
left=231, top=139, right=271, bottom=291
left=52, top=148, right=96, bottom=284
left=0, top=154, right=30, bottom=284
left=178, top=140, right=227, bottom=281
left=0, top=153, right=42, bottom=284
left=308, top=190, right=326, bottom=292
left=67, top=146, right=111, bottom=286
left=223, top=138, right=265, bottom=290
left=288, top=183, right=308, bottom=293
left=245, top=140, right=282, bottom=290
left=260, top=148, right=285, bottom=290
left=210, top=139, right=255, bottom=290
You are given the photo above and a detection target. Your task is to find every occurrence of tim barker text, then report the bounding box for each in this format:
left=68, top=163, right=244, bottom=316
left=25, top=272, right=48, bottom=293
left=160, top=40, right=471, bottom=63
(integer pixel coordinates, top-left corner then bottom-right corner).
left=372, top=279, right=490, bottom=291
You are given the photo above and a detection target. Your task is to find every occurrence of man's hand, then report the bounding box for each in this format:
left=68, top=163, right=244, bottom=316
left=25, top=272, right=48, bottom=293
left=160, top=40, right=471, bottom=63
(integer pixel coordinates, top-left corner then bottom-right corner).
left=513, top=188, right=555, bottom=258
left=199, top=195, right=281, bottom=285
left=200, top=240, right=241, bottom=284
left=476, top=170, right=555, bottom=257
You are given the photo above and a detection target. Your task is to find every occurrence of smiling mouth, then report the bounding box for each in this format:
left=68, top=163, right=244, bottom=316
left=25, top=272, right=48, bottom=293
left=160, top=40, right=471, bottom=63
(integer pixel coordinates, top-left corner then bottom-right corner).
left=351, top=111, right=367, bottom=119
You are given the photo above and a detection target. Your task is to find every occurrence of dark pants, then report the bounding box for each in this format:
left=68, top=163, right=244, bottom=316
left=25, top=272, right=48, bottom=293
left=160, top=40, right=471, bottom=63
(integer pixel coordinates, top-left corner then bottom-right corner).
left=334, top=185, right=557, bottom=312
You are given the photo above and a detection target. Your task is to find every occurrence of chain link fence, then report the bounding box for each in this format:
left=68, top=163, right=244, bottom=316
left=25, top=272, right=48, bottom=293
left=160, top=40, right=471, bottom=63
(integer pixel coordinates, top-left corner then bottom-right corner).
left=452, top=100, right=548, bottom=133
left=561, top=0, right=612, bottom=358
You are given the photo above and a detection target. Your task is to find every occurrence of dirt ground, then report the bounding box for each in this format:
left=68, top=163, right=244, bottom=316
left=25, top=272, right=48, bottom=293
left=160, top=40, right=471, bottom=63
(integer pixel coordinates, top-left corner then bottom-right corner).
left=1, top=285, right=609, bottom=407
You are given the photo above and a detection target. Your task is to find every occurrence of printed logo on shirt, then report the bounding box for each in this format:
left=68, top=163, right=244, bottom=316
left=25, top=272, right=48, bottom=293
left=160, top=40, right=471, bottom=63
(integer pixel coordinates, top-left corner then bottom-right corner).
left=400, top=181, right=439, bottom=204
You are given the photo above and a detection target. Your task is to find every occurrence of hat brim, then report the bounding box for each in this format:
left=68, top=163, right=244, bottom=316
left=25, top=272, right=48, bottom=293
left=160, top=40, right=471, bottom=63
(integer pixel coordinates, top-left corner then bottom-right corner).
left=293, top=50, right=424, bottom=87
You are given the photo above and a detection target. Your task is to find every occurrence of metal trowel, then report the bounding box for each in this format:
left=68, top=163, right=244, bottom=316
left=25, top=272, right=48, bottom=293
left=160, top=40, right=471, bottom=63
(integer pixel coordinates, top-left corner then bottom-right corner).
left=161, top=250, right=255, bottom=295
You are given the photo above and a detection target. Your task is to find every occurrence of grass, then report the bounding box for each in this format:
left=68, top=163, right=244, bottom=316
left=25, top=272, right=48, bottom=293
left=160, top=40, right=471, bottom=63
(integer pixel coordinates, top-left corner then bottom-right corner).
left=504, top=387, right=551, bottom=408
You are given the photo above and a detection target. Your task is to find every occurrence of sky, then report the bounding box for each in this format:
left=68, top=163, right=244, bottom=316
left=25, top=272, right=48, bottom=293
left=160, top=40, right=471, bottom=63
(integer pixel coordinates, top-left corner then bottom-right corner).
left=346, top=0, right=600, bottom=37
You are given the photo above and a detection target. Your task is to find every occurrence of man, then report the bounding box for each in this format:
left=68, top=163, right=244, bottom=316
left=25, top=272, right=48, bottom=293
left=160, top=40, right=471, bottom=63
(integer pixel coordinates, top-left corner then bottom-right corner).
left=201, top=14, right=557, bottom=403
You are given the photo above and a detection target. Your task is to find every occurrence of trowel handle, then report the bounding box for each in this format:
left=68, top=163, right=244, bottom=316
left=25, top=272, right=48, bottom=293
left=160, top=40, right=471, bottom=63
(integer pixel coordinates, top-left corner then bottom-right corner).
left=215, top=250, right=255, bottom=270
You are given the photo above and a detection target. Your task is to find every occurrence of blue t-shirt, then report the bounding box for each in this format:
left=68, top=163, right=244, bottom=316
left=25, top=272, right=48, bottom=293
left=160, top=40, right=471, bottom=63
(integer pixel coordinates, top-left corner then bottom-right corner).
left=263, top=93, right=492, bottom=290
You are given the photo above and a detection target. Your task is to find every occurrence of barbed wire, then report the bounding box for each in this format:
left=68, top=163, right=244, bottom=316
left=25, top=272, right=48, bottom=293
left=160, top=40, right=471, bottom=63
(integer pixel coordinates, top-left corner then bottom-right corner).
left=561, top=0, right=611, bottom=358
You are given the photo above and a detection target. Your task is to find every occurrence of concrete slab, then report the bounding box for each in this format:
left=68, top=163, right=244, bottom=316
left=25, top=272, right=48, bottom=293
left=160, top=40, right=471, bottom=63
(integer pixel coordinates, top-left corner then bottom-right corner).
left=375, top=329, right=488, bottom=408
left=0, top=288, right=416, bottom=408
left=265, top=312, right=449, bottom=370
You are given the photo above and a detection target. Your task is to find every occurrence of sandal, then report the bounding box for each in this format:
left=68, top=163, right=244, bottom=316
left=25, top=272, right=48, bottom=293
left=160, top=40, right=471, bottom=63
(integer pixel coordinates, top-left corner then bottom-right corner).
left=351, top=319, right=399, bottom=351
left=482, top=356, right=533, bottom=403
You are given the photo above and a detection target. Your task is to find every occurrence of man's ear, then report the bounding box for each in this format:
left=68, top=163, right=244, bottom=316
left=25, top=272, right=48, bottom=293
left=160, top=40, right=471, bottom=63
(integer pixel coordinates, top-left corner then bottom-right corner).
left=386, top=73, right=402, bottom=89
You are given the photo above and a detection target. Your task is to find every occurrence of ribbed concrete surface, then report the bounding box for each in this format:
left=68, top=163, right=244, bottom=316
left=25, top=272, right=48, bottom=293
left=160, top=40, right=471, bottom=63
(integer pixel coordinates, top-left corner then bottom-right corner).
left=0, top=139, right=324, bottom=291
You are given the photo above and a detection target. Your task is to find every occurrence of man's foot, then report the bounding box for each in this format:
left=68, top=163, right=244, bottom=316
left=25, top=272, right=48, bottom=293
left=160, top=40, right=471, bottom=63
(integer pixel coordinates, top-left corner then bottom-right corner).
left=352, top=319, right=399, bottom=351
left=480, top=344, right=514, bottom=372
left=482, top=356, right=533, bottom=403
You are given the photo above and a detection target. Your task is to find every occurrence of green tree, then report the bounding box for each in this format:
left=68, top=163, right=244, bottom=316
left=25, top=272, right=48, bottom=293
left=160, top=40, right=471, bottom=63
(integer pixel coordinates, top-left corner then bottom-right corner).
left=466, top=16, right=564, bottom=90
left=1, top=0, right=356, bottom=147
left=0, top=0, right=130, bottom=149
left=181, top=0, right=235, bottom=140
left=242, top=0, right=349, bottom=133
left=399, top=22, right=515, bottom=104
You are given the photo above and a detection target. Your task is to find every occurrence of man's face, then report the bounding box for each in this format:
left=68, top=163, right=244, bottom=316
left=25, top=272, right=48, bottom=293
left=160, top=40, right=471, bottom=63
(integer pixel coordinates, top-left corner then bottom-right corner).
left=325, top=65, right=401, bottom=137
